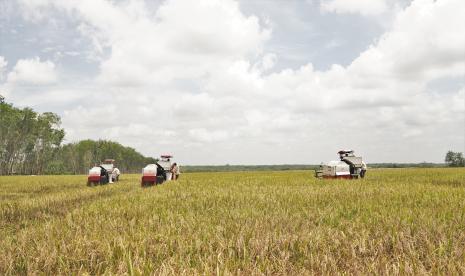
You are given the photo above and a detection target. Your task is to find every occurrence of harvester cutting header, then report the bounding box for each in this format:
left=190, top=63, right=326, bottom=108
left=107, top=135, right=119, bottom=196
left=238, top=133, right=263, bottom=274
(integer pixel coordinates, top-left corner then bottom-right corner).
left=315, top=150, right=367, bottom=179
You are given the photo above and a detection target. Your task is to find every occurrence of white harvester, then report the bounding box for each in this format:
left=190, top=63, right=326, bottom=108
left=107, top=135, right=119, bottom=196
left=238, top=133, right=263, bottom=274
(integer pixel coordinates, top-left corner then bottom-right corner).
left=87, top=159, right=121, bottom=186
left=315, top=150, right=366, bottom=179
left=141, top=155, right=174, bottom=187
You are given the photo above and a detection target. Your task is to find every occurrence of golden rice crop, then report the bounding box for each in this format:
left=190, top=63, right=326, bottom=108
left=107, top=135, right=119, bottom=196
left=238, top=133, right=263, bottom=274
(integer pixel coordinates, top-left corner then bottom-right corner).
left=1, top=168, right=465, bottom=275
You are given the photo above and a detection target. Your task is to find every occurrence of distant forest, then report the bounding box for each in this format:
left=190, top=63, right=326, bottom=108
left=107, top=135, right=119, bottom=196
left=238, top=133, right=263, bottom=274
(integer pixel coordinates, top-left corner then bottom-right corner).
left=181, top=163, right=446, bottom=173
left=0, top=97, right=155, bottom=175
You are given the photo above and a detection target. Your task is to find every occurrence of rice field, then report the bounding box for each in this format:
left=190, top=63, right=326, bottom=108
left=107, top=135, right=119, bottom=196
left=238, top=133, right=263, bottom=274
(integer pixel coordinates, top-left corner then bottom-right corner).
left=1, top=168, right=465, bottom=275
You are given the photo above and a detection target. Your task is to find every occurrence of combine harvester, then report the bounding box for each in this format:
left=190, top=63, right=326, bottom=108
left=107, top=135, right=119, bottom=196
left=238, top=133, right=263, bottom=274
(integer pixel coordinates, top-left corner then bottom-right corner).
left=87, top=159, right=121, bottom=186
left=315, top=150, right=366, bottom=179
left=141, top=155, right=174, bottom=187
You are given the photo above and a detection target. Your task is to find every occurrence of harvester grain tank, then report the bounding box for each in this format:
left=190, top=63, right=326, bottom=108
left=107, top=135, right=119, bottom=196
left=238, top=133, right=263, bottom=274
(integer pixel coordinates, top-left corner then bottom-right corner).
left=315, top=150, right=366, bottom=179
left=141, top=164, right=164, bottom=186
left=87, top=166, right=105, bottom=186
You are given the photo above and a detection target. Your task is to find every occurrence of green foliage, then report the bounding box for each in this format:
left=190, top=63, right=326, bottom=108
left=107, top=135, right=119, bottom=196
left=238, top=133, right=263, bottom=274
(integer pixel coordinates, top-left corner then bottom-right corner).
left=0, top=100, right=65, bottom=175
left=1, top=169, right=465, bottom=274
left=445, top=151, right=465, bottom=167
left=0, top=99, right=155, bottom=175
left=183, top=163, right=447, bottom=172
left=53, top=140, right=157, bottom=174
left=182, top=164, right=318, bottom=172
left=368, top=162, right=445, bottom=168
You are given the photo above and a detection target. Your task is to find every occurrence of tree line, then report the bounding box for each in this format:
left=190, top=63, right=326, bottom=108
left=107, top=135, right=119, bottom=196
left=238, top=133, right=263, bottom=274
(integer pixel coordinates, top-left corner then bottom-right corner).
left=0, top=97, right=156, bottom=175
left=50, top=140, right=157, bottom=174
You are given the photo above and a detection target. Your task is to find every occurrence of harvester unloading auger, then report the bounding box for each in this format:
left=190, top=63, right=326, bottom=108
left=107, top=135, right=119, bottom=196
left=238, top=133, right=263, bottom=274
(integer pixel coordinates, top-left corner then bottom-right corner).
left=315, top=150, right=366, bottom=179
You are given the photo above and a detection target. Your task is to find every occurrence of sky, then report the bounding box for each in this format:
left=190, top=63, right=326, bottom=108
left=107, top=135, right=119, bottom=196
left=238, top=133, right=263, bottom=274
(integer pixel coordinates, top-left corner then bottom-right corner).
left=0, top=0, right=464, bottom=165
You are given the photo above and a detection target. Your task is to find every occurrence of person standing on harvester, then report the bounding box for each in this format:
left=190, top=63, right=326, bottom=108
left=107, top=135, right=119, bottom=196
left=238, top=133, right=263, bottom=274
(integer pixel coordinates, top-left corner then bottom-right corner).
left=170, top=163, right=180, bottom=180
left=360, top=161, right=367, bottom=178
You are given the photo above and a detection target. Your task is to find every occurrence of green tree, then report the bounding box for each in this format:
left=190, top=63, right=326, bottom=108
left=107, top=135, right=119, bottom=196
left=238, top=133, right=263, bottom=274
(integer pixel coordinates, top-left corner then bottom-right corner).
left=0, top=99, right=65, bottom=175
left=445, top=151, right=465, bottom=167
left=0, top=98, right=155, bottom=175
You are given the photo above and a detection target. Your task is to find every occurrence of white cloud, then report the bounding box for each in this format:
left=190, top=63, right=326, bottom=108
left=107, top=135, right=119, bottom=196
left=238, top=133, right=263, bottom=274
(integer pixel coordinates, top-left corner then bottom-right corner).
left=7, top=57, right=57, bottom=85
left=321, top=0, right=390, bottom=15
left=7, top=0, right=465, bottom=164
left=349, top=0, right=465, bottom=82
left=0, top=56, right=7, bottom=81
left=17, top=0, right=270, bottom=86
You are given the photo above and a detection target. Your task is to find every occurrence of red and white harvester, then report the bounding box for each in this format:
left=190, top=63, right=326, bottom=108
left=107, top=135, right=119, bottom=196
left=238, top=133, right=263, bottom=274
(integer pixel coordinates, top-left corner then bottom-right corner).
left=315, top=150, right=365, bottom=179
left=141, top=155, right=173, bottom=187
left=87, top=159, right=121, bottom=186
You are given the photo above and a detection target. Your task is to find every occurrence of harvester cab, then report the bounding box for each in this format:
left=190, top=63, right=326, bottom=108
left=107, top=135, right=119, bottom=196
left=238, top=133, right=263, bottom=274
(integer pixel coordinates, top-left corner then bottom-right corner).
left=158, top=155, right=174, bottom=181
left=141, top=155, right=173, bottom=187
left=316, top=150, right=365, bottom=179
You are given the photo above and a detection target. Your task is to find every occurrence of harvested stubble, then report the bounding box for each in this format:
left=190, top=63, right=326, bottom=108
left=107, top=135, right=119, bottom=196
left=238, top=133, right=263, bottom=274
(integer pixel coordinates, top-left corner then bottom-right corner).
left=1, top=168, right=465, bottom=275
